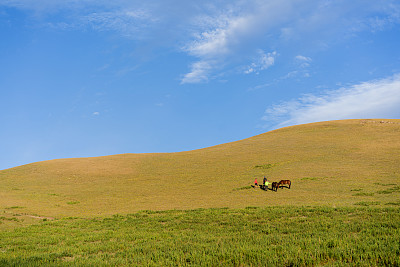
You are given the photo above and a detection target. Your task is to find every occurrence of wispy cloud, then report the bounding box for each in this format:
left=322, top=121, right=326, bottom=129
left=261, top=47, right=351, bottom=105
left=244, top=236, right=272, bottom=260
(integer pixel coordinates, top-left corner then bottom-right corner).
left=295, top=55, right=311, bottom=62
left=295, top=55, right=312, bottom=68
left=244, top=50, right=277, bottom=74
left=46, top=8, right=156, bottom=39
left=180, top=1, right=293, bottom=83
left=181, top=60, right=214, bottom=84
left=181, top=11, right=258, bottom=83
left=0, top=0, right=157, bottom=38
left=248, top=54, right=311, bottom=90
left=180, top=0, right=400, bottom=84
left=79, top=9, right=155, bottom=38
left=2, top=0, right=400, bottom=84
left=263, top=74, right=400, bottom=129
left=184, top=13, right=253, bottom=58
left=285, top=55, right=313, bottom=78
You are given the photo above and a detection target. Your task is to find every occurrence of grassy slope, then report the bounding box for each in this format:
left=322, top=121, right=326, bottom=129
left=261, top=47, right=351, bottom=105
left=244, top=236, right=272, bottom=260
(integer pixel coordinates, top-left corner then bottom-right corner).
left=1, top=119, right=399, bottom=218
left=1, top=207, right=399, bottom=266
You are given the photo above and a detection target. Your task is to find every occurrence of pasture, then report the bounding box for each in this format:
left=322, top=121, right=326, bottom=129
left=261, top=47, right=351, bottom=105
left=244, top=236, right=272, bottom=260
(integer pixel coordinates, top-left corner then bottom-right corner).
left=0, top=119, right=399, bottom=217
left=1, top=206, right=399, bottom=266
left=0, top=119, right=400, bottom=265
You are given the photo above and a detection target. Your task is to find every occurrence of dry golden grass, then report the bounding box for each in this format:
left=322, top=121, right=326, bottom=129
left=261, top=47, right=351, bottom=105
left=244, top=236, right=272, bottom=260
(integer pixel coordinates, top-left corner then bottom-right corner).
left=1, top=119, right=399, bottom=218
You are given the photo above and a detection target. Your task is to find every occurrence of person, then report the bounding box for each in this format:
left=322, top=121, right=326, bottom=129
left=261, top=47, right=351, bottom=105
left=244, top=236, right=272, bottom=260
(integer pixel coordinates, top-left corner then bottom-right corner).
left=254, top=178, right=258, bottom=186
left=263, top=176, right=269, bottom=190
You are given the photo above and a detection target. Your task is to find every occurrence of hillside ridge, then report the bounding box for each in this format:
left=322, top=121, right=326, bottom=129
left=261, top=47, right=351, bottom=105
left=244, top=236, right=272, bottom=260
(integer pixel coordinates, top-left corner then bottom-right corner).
left=1, top=119, right=399, bottom=217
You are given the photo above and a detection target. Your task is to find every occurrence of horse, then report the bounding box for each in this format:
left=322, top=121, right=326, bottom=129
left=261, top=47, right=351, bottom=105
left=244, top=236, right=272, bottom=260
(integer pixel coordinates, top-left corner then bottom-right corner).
left=271, top=182, right=279, bottom=192
left=278, top=180, right=291, bottom=189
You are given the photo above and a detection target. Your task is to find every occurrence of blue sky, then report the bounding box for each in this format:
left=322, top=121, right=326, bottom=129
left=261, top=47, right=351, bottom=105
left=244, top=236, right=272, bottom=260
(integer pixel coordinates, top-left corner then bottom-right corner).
left=1, top=0, right=400, bottom=170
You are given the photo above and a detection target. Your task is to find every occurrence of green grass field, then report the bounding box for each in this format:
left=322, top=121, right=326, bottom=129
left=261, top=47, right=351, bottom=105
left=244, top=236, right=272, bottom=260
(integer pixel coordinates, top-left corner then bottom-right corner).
left=1, top=119, right=399, bottom=265
left=1, top=207, right=399, bottom=266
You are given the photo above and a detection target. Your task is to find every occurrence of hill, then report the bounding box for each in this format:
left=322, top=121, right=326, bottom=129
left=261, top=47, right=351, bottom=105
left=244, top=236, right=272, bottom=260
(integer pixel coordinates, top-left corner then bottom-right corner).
left=1, top=119, right=399, bottom=218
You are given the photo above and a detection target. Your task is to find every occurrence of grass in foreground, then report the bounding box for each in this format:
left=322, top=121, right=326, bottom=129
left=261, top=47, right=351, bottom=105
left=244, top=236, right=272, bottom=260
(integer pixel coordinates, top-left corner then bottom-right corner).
left=0, top=206, right=399, bottom=266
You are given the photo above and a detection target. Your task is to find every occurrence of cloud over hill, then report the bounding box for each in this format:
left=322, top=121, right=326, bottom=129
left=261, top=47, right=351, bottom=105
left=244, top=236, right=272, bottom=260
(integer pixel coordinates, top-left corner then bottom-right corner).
left=264, top=74, right=400, bottom=129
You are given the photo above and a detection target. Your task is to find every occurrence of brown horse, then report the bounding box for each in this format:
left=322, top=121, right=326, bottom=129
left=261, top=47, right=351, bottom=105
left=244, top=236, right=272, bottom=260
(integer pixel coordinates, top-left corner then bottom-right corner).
left=278, top=180, right=291, bottom=189
left=271, top=182, right=279, bottom=192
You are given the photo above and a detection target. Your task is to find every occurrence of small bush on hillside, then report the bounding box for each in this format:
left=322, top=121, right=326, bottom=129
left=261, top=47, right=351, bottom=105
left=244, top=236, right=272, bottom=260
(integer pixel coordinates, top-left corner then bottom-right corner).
left=377, top=186, right=400, bottom=194
left=352, top=192, right=374, bottom=196
left=253, top=164, right=275, bottom=169
left=232, top=186, right=252, bottom=191
left=354, top=201, right=380, bottom=206
left=385, top=201, right=400, bottom=206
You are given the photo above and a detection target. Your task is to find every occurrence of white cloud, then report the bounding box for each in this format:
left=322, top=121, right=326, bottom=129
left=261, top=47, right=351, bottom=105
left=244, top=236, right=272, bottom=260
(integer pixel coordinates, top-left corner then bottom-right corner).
left=260, top=51, right=277, bottom=69
left=0, top=1, right=156, bottom=38
left=295, top=55, right=312, bottom=62
left=3, top=0, right=400, bottom=84
left=289, top=54, right=313, bottom=76
left=263, top=74, right=400, bottom=129
left=245, top=50, right=277, bottom=74
left=181, top=60, right=213, bottom=84
left=184, top=14, right=254, bottom=58
left=79, top=9, right=156, bottom=38
left=181, top=12, right=256, bottom=83
left=0, top=0, right=107, bottom=14
left=180, top=1, right=295, bottom=83
left=181, top=0, right=400, bottom=83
